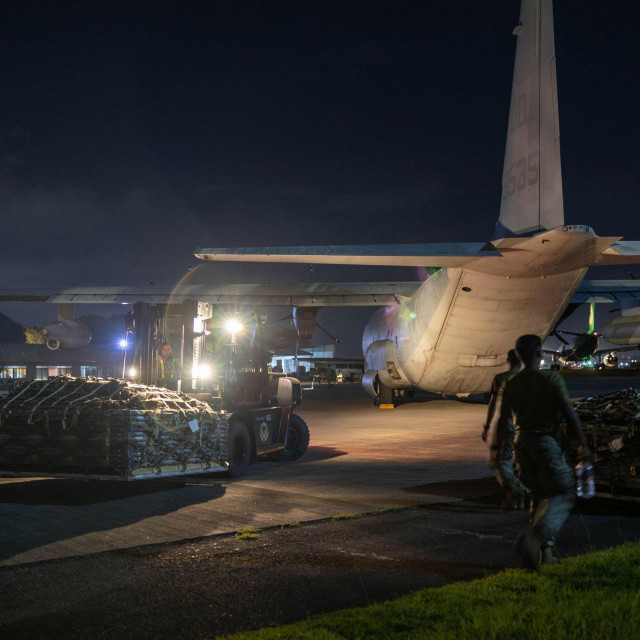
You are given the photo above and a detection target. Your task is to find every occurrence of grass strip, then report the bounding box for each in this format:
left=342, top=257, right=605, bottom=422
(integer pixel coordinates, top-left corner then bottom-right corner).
left=235, top=528, right=259, bottom=540
left=224, top=541, right=640, bottom=639
left=331, top=513, right=361, bottom=521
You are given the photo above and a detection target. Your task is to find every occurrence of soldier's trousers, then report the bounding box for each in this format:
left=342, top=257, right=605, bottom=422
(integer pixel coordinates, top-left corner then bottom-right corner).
left=490, top=424, right=526, bottom=499
left=514, top=433, right=575, bottom=549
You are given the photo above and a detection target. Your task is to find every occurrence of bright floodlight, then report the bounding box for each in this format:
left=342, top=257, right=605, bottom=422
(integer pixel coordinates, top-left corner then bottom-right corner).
left=225, top=319, right=243, bottom=334
left=192, top=364, right=212, bottom=379
left=119, top=338, right=127, bottom=348
left=128, top=367, right=136, bottom=377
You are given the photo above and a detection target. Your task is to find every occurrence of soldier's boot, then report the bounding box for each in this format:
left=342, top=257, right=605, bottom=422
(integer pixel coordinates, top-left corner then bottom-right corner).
left=501, top=491, right=515, bottom=511
left=540, top=543, right=559, bottom=565
left=515, top=533, right=540, bottom=570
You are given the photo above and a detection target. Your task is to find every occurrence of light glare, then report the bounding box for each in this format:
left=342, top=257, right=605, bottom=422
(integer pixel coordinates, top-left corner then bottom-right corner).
left=192, top=364, right=212, bottom=379
left=225, top=319, right=243, bottom=334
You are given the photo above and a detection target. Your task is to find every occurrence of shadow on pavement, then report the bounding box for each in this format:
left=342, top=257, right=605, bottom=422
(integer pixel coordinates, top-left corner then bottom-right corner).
left=403, top=476, right=500, bottom=498
left=572, top=496, right=640, bottom=518
left=0, top=478, right=226, bottom=562
left=285, top=445, right=348, bottom=464
left=0, top=478, right=188, bottom=506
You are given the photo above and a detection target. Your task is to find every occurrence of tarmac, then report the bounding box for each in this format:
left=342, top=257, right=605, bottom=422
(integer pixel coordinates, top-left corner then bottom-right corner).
left=1, top=378, right=640, bottom=638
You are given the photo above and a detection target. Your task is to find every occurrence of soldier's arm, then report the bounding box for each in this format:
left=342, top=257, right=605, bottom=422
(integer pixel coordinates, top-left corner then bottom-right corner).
left=482, top=377, right=498, bottom=441
left=495, top=387, right=512, bottom=447
left=559, top=396, right=592, bottom=462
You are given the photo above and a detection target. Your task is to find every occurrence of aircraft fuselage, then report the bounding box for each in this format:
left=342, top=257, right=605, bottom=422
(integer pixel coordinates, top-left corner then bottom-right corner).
left=602, top=311, right=640, bottom=346
left=362, top=226, right=607, bottom=395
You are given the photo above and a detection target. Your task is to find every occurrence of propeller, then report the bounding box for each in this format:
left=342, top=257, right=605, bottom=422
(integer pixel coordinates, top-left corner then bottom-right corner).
left=267, top=309, right=342, bottom=345
left=552, top=331, right=570, bottom=346
left=267, top=312, right=293, bottom=325
left=316, top=322, right=340, bottom=343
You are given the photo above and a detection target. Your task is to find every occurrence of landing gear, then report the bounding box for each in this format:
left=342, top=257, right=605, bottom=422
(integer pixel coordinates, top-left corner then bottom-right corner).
left=374, top=380, right=394, bottom=408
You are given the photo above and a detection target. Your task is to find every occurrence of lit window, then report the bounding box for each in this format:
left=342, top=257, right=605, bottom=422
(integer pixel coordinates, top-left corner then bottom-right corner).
left=0, top=366, right=26, bottom=379
left=35, top=366, right=49, bottom=380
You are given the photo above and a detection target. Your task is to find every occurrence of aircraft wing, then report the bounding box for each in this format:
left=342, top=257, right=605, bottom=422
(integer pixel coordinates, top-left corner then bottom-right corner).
left=194, top=243, right=500, bottom=267
left=571, top=280, right=640, bottom=303
left=594, top=241, right=640, bottom=266
left=0, top=282, right=422, bottom=307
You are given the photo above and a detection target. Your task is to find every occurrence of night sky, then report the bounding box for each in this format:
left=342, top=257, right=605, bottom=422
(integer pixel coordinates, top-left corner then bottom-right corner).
left=1, top=1, right=639, bottom=355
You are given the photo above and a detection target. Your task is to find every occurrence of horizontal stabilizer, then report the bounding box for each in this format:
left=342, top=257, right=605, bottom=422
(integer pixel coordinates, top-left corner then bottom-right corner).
left=572, top=279, right=640, bottom=303
left=194, top=243, right=500, bottom=267
left=595, top=241, right=640, bottom=266
left=0, top=282, right=422, bottom=307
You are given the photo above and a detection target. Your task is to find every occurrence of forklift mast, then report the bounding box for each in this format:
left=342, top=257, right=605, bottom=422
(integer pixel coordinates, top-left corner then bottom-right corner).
left=130, top=301, right=272, bottom=397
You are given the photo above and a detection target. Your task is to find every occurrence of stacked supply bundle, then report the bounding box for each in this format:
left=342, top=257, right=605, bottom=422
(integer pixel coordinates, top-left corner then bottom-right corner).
left=573, top=388, right=640, bottom=495
left=0, top=377, right=229, bottom=479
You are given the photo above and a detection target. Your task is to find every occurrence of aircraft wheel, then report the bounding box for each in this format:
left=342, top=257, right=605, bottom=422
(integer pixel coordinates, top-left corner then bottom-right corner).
left=271, top=414, right=310, bottom=461
left=378, top=381, right=394, bottom=406
left=227, top=420, right=252, bottom=476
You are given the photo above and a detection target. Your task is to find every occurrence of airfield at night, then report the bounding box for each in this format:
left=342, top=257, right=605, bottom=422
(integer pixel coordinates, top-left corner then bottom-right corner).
left=2, top=0, right=640, bottom=638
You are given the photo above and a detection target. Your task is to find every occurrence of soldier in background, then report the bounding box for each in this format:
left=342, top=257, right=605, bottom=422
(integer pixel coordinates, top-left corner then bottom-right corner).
left=497, top=334, right=591, bottom=570
left=158, top=342, right=182, bottom=391
left=482, top=348, right=526, bottom=510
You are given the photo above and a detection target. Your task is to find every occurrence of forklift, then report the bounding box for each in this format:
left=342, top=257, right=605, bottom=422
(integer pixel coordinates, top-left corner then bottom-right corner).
left=128, top=300, right=310, bottom=476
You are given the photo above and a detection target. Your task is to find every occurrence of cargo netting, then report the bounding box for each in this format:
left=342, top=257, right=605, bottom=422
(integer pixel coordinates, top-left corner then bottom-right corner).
left=572, top=388, right=640, bottom=495
left=0, top=376, right=229, bottom=479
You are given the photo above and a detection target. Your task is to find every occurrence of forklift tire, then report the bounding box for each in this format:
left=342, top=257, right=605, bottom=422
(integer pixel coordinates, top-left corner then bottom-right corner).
left=227, top=420, right=252, bottom=477
left=271, top=414, right=310, bottom=461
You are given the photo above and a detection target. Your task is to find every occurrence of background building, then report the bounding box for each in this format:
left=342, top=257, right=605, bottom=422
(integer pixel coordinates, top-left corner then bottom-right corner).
left=0, top=344, right=126, bottom=386
left=269, top=344, right=363, bottom=382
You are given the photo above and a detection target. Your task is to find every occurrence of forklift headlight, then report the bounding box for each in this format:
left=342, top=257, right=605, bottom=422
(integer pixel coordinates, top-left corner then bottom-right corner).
left=224, top=319, right=243, bottom=334
left=192, top=364, right=212, bottom=379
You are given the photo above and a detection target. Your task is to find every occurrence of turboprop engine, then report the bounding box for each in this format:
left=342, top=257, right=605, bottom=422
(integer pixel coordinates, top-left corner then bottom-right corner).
left=361, top=306, right=412, bottom=402
left=42, top=318, right=92, bottom=350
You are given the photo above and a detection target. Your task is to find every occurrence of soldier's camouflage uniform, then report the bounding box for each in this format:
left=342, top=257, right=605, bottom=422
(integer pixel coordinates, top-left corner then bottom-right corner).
left=159, top=354, right=181, bottom=391
left=489, top=369, right=526, bottom=503
left=502, top=369, right=576, bottom=562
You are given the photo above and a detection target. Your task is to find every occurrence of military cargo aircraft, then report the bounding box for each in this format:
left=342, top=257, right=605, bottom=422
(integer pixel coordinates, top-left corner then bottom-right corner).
left=2, top=0, right=640, bottom=406
left=194, top=0, right=640, bottom=404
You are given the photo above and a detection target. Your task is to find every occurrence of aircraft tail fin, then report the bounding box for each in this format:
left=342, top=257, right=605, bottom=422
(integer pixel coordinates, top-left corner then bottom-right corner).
left=497, top=0, right=563, bottom=237
left=588, top=302, right=595, bottom=334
